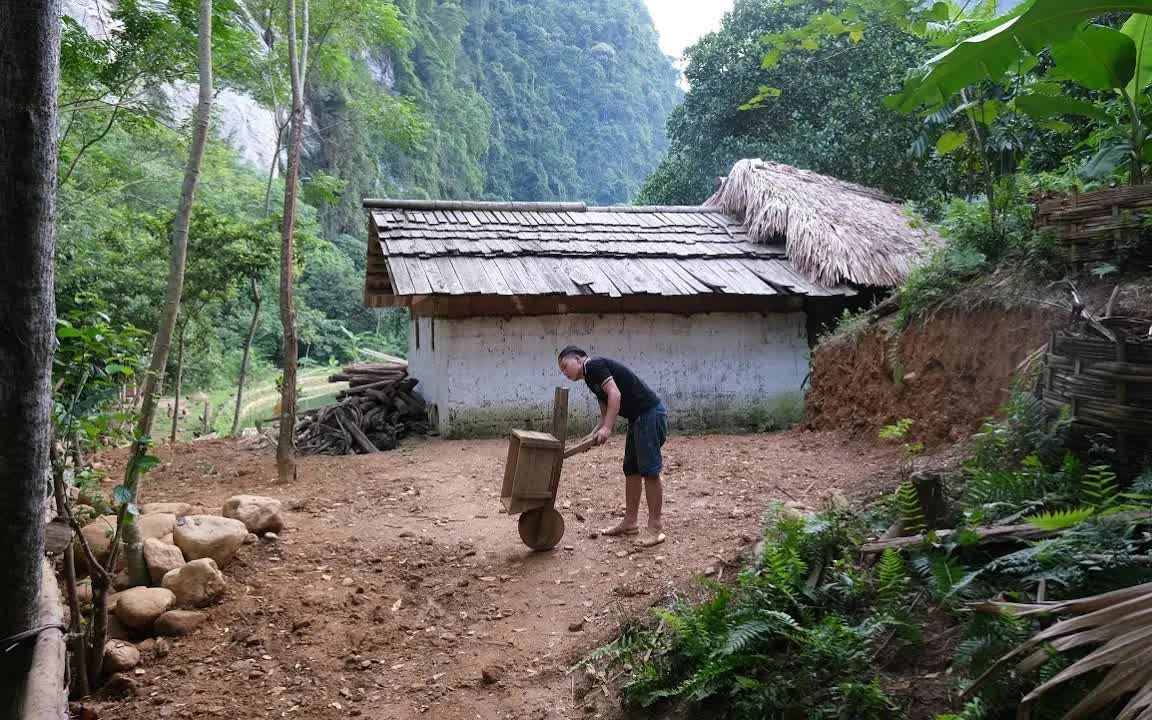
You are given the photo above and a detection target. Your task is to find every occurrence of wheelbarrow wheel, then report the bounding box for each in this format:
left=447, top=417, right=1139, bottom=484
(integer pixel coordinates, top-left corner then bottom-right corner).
left=518, top=507, right=565, bottom=551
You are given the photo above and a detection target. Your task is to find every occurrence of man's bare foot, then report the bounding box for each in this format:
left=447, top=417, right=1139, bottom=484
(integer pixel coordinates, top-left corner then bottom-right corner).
left=634, top=529, right=666, bottom=547
left=601, top=522, right=639, bottom=537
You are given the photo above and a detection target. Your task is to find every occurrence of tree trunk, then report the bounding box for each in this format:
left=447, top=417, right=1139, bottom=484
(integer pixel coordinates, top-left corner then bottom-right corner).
left=169, top=321, right=186, bottom=444
left=277, top=0, right=308, bottom=484
left=112, top=0, right=213, bottom=587
left=0, top=0, right=61, bottom=712
left=50, top=453, right=88, bottom=698
left=231, top=279, right=262, bottom=437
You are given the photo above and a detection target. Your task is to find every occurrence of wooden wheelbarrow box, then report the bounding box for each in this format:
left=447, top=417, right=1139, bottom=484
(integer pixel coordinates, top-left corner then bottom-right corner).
left=501, top=387, right=595, bottom=550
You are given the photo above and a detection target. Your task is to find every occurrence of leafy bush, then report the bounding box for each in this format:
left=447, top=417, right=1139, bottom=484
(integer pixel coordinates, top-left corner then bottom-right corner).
left=613, top=510, right=903, bottom=718
left=898, top=185, right=1064, bottom=326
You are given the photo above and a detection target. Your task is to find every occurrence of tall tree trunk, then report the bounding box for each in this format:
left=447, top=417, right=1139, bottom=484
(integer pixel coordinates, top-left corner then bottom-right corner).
left=231, top=279, right=261, bottom=437
left=277, top=0, right=308, bottom=484
left=0, top=0, right=61, bottom=712
left=169, top=321, right=187, bottom=444
left=111, top=0, right=213, bottom=586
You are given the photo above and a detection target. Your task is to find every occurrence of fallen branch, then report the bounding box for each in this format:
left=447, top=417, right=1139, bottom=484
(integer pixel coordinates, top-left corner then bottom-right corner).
left=860, top=523, right=1055, bottom=554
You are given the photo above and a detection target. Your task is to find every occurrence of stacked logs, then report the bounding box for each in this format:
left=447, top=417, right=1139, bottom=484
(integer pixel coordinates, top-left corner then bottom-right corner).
left=294, top=362, right=431, bottom=455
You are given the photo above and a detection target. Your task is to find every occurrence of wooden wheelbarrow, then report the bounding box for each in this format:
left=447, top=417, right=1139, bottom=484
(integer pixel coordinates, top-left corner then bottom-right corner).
left=501, top=387, right=596, bottom=551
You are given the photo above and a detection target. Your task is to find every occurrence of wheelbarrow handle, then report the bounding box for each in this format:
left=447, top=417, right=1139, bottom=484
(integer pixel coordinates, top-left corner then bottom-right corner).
left=562, top=434, right=597, bottom=459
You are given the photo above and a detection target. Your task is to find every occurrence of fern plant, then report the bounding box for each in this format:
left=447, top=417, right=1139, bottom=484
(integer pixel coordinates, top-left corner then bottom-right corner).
left=1023, top=507, right=1096, bottom=531
left=893, top=480, right=927, bottom=535
left=1079, top=464, right=1121, bottom=511
left=875, top=549, right=910, bottom=606
left=911, top=551, right=977, bottom=604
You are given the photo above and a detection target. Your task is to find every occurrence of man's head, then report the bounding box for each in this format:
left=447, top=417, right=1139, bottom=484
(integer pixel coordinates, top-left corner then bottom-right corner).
left=558, top=345, right=587, bottom=381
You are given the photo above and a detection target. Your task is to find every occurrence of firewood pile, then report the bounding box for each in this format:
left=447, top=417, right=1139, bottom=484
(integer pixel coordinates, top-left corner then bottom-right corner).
left=294, top=361, right=431, bottom=455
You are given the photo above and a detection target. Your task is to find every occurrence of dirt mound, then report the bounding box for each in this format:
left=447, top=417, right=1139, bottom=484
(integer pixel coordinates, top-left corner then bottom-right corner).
left=806, top=307, right=1059, bottom=445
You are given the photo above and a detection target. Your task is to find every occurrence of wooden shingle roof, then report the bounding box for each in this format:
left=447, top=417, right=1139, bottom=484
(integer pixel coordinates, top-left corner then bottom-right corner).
left=363, top=199, right=854, bottom=310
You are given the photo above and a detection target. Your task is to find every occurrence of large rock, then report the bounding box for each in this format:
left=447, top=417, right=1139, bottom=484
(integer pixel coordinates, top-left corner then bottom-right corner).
left=173, top=515, right=247, bottom=567
left=161, top=558, right=226, bottom=608
left=103, top=640, right=141, bottom=674
left=114, top=587, right=175, bottom=630
left=72, top=505, right=99, bottom=525
left=137, top=513, right=176, bottom=541
left=144, top=538, right=185, bottom=586
left=155, top=609, right=208, bottom=637
left=77, top=515, right=117, bottom=566
left=222, top=495, right=284, bottom=534
left=141, top=502, right=193, bottom=517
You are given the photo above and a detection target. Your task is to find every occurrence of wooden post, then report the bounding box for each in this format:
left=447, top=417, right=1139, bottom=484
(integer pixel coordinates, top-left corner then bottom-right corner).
left=547, top=387, right=569, bottom=500
left=202, top=398, right=210, bottom=436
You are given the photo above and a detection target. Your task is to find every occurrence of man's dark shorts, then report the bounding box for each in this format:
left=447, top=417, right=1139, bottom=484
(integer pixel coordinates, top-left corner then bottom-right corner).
left=623, top=403, right=667, bottom=477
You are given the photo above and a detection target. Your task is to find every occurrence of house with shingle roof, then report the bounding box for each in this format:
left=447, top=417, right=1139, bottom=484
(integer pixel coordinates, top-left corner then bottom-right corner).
left=362, top=159, right=934, bottom=436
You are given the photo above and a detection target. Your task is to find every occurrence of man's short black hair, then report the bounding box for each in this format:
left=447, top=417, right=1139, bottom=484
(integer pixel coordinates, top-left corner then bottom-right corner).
left=558, top=345, right=587, bottom=361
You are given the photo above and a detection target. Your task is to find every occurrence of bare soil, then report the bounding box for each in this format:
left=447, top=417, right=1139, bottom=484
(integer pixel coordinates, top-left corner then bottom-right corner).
left=79, top=430, right=898, bottom=720
left=806, top=307, right=1059, bottom=445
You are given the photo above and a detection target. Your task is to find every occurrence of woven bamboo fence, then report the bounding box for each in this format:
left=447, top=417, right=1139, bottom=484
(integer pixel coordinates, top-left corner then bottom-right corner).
left=1042, top=317, right=1152, bottom=479
left=1035, top=185, right=1152, bottom=267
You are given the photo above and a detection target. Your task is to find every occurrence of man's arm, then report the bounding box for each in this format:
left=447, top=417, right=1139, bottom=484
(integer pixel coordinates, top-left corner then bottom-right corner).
left=594, top=379, right=622, bottom=445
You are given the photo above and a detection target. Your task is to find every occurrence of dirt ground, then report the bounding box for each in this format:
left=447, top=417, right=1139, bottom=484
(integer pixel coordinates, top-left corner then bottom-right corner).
left=80, top=430, right=899, bottom=720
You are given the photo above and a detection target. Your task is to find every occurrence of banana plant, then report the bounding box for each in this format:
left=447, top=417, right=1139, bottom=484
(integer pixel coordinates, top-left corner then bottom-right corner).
left=891, top=1, right=1152, bottom=185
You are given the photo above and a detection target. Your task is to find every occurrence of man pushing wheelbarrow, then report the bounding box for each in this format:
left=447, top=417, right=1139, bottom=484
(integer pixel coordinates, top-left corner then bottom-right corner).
left=558, top=346, right=668, bottom=548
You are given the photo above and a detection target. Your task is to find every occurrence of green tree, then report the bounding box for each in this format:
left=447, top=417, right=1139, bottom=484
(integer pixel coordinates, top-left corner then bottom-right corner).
left=0, top=0, right=62, bottom=712
left=114, top=0, right=214, bottom=588
left=635, top=0, right=974, bottom=206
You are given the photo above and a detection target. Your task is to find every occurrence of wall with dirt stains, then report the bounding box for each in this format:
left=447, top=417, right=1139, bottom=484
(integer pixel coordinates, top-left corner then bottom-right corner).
left=407, top=311, right=810, bottom=437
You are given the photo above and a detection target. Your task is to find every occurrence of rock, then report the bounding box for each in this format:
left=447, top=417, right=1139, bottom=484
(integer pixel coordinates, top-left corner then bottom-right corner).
left=77, top=486, right=105, bottom=508
left=141, top=502, right=193, bottom=517
left=137, top=638, right=156, bottom=655
left=162, top=558, right=226, bottom=608
left=72, top=505, right=99, bottom=525
left=76, top=580, right=93, bottom=607
left=114, top=587, right=175, bottom=630
left=104, top=673, right=140, bottom=697
left=160, top=533, right=174, bottom=545
left=137, top=513, right=176, bottom=541
left=78, top=515, right=118, bottom=565
left=261, top=532, right=279, bottom=543
left=111, top=572, right=134, bottom=591
left=154, top=637, right=170, bottom=657
left=480, top=666, right=504, bottom=685
left=780, top=507, right=804, bottom=522
left=243, top=533, right=258, bottom=545
left=173, top=515, right=247, bottom=567
left=103, top=641, right=141, bottom=673
left=568, top=619, right=586, bottom=632
left=107, top=615, right=134, bottom=641
left=826, top=489, right=851, bottom=512
left=221, top=495, right=284, bottom=534
left=155, top=609, right=209, bottom=636
left=144, top=538, right=186, bottom=586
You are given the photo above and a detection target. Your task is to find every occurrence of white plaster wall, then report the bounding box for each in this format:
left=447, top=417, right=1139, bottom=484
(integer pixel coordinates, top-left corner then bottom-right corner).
left=406, top=312, right=810, bottom=436
left=407, top=316, right=453, bottom=433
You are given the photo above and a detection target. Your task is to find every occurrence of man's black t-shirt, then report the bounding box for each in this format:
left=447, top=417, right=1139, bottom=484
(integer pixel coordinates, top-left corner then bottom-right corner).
left=583, top=357, right=661, bottom=421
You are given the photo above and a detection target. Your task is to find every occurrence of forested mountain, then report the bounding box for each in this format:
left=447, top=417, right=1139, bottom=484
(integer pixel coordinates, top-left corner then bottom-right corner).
left=317, top=0, right=682, bottom=238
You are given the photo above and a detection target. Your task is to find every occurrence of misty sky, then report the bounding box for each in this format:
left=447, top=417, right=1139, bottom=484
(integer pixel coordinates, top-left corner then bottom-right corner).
left=644, top=0, right=733, bottom=60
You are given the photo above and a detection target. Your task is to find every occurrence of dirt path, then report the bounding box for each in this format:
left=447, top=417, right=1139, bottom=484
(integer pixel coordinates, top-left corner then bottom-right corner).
left=86, top=430, right=897, bottom=720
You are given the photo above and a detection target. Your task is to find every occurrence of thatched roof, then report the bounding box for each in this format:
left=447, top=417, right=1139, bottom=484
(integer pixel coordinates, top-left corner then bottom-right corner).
left=706, top=159, right=935, bottom=287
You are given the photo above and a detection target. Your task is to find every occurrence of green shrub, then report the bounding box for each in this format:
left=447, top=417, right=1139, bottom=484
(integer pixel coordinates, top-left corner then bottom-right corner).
left=613, top=510, right=903, bottom=717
